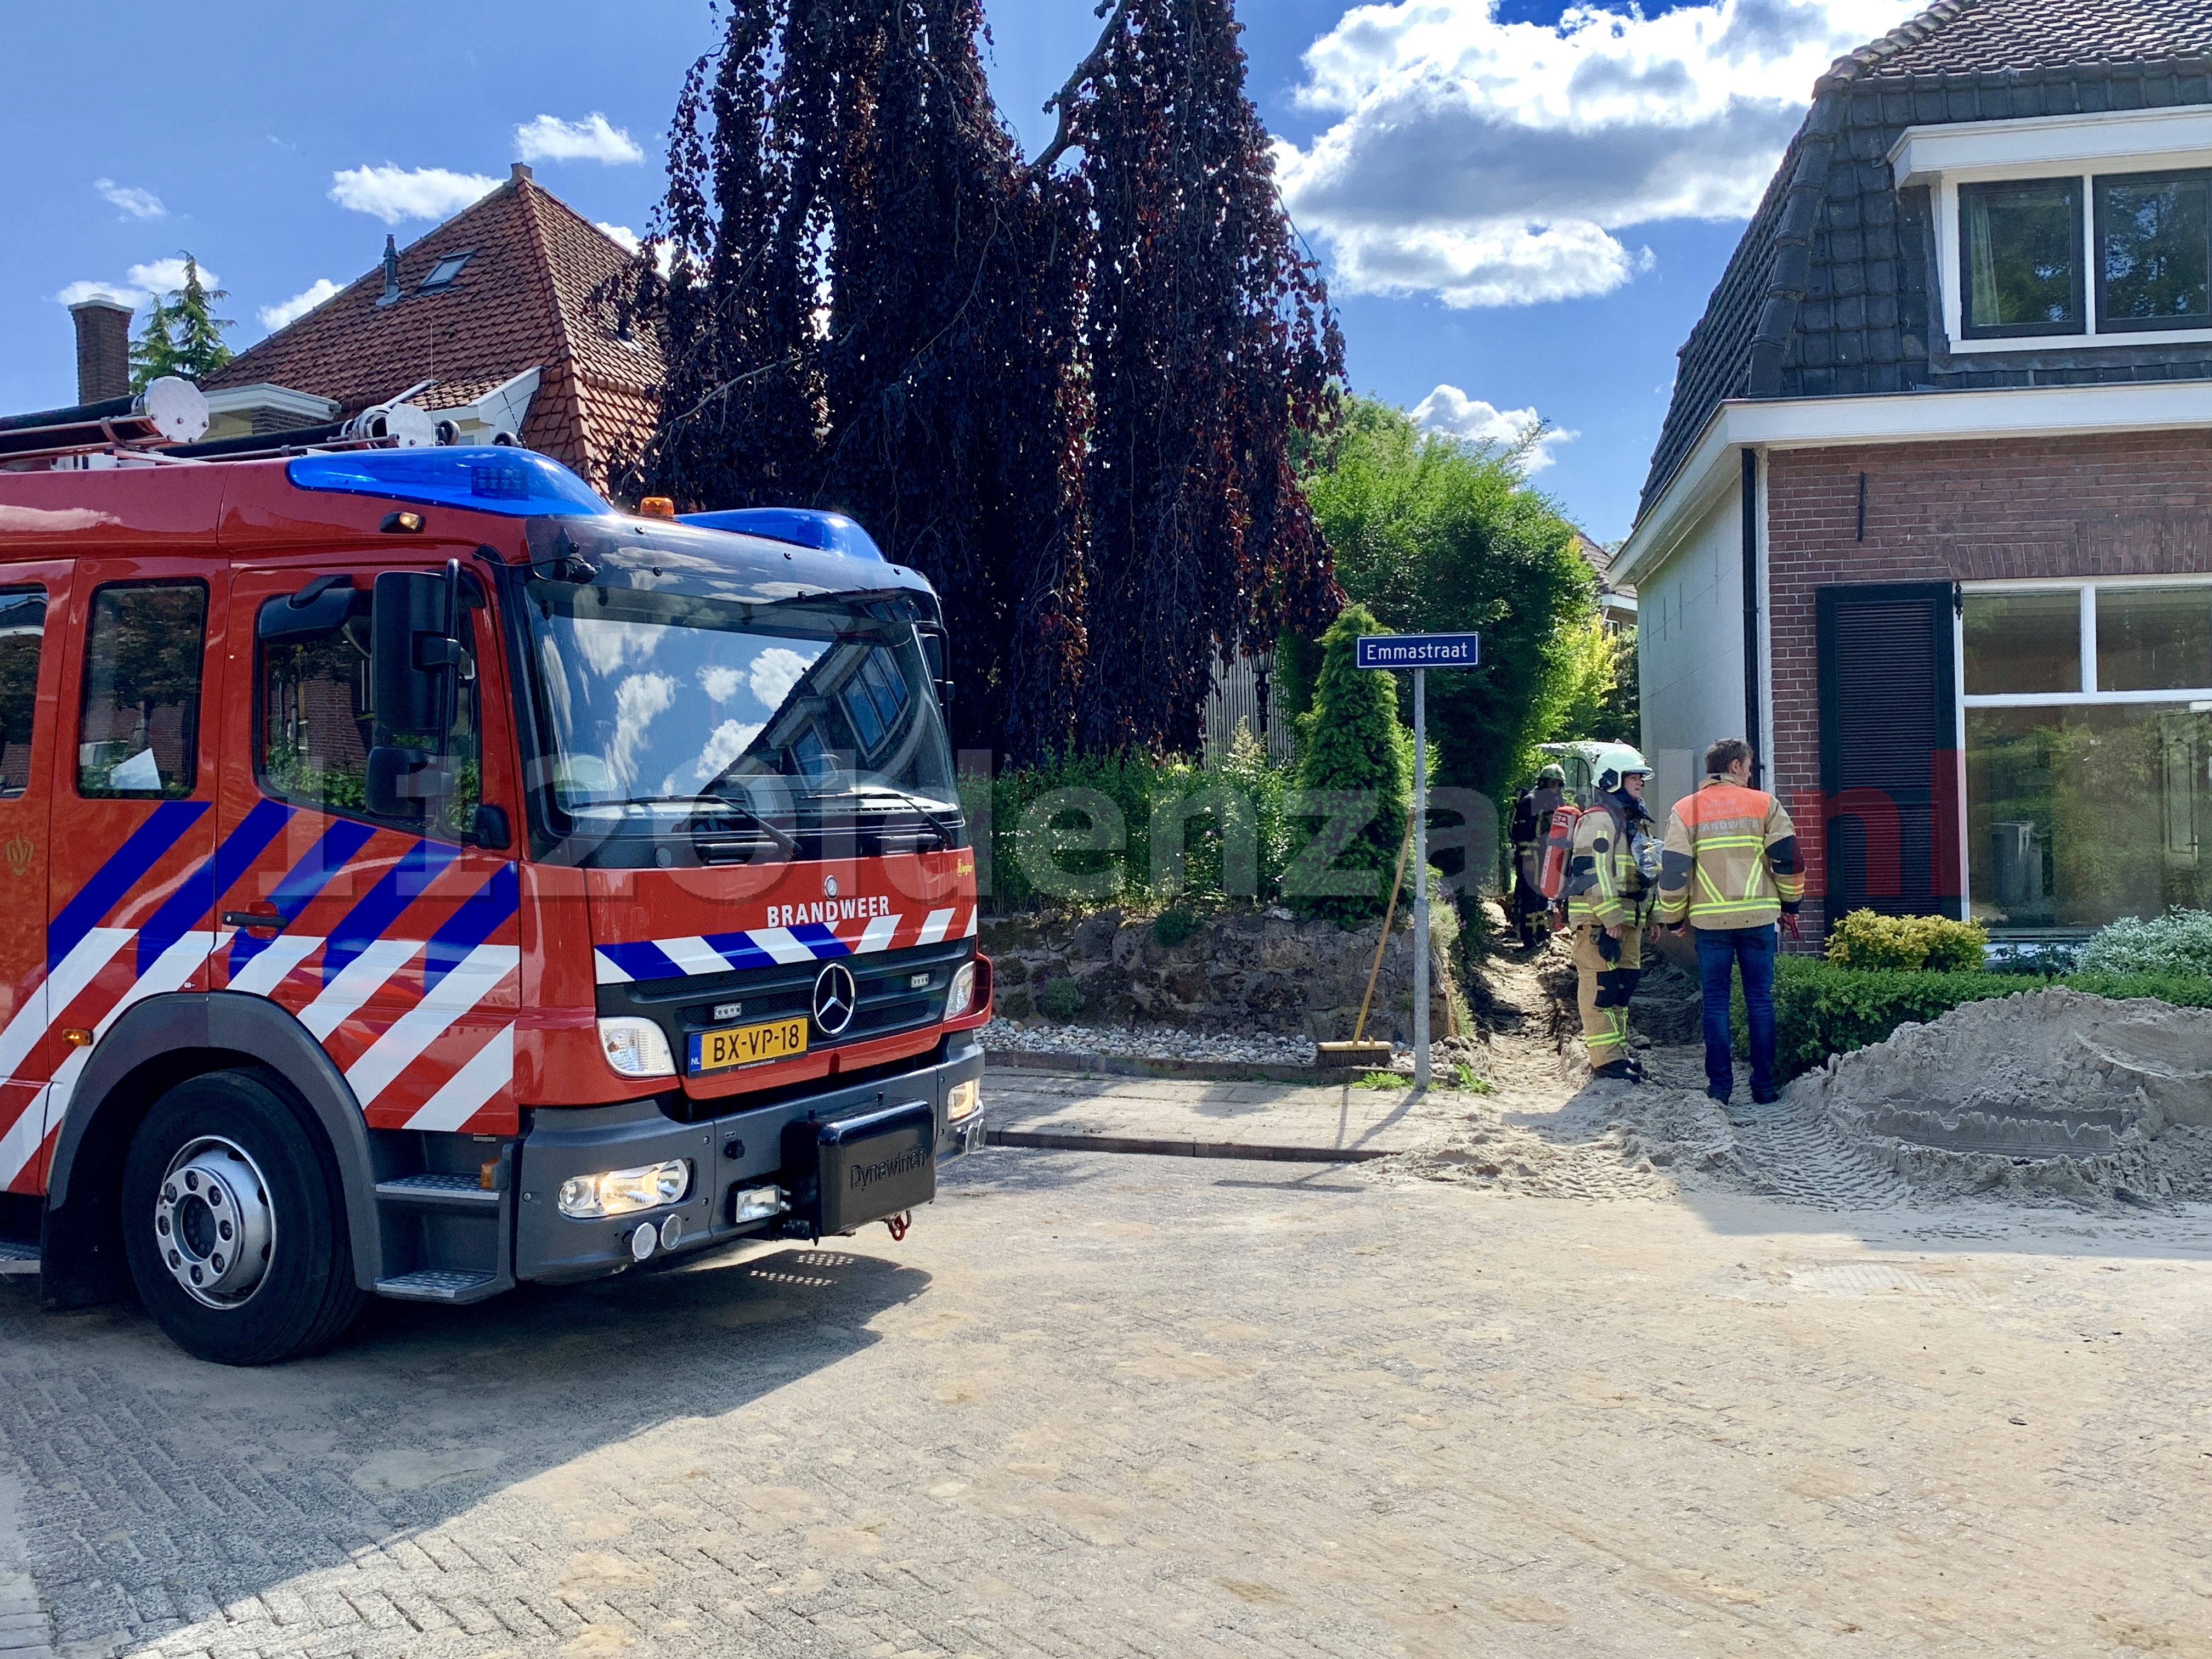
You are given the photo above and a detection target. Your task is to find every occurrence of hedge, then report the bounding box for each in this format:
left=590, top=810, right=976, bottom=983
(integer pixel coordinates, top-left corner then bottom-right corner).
left=1734, top=957, right=2212, bottom=1080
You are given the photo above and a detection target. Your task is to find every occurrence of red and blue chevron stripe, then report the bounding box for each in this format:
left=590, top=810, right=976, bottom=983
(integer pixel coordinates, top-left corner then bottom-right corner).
left=0, top=803, right=520, bottom=1194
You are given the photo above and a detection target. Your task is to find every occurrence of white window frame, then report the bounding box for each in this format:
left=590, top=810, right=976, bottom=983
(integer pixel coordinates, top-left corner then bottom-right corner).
left=1893, top=106, right=2212, bottom=356
left=1957, top=573, right=2212, bottom=930
left=1960, top=574, right=2212, bottom=707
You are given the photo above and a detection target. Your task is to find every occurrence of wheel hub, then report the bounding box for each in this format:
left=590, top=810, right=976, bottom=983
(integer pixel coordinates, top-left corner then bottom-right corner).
left=153, top=1137, right=275, bottom=1309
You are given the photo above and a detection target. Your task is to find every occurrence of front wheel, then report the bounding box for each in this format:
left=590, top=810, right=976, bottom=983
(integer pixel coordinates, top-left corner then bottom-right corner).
left=121, top=1070, right=365, bottom=1365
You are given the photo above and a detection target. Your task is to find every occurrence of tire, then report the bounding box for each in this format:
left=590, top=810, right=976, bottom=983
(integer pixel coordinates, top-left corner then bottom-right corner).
left=121, top=1069, right=366, bottom=1365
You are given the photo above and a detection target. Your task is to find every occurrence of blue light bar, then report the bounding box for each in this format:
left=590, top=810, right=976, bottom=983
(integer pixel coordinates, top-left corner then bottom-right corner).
left=286, top=447, right=614, bottom=518
left=678, top=506, right=886, bottom=561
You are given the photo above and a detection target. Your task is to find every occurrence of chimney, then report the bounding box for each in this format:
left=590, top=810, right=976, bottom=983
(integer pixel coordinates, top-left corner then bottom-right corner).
left=70, top=297, right=133, bottom=404
left=376, top=235, right=402, bottom=308
left=510, top=162, right=533, bottom=184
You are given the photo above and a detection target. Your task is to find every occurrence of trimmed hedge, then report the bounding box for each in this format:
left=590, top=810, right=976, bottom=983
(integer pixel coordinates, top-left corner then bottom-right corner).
left=1735, top=958, right=2212, bottom=1080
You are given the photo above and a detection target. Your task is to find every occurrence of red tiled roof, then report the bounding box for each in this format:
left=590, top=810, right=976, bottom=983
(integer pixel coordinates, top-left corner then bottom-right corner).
left=205, top=170, right=663, bottom=490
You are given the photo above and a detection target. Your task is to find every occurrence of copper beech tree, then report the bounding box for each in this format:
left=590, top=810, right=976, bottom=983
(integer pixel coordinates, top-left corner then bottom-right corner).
left=620, top=0, right=1342, bottom=761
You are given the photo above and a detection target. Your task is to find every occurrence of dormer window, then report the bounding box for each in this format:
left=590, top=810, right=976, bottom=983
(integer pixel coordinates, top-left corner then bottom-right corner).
left=2098, top=170, right=2210, bottom=331
left=1961, top=178, right=2083, bottom=338
left=419, top=251, right=473, bottom=292
left=1894, top=105, right=2212, bottom=355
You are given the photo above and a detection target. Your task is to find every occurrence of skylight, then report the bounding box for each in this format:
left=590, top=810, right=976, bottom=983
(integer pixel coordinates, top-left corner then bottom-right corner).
left=419, top=251, right=473, bottom=291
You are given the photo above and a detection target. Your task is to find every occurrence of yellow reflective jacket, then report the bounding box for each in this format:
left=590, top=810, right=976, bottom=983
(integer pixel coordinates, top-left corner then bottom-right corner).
left=1562, top=797, right=1652, bottom=929
left=1652, top=780, right=1804, bottom=930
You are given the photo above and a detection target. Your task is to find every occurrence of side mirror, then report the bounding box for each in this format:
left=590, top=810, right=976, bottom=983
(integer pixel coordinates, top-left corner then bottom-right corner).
left=258, top=574, right=366, bottom=644
left=368, top=563, right=466, bottom=815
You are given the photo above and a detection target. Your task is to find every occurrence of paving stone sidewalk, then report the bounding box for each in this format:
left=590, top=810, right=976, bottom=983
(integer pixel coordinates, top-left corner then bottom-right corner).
left=981, top=1060, right=1475, bottom=1160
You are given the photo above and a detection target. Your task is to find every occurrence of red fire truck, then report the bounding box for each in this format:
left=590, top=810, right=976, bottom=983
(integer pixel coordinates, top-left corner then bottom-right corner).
left=0, top=398, right=988, bottom=1365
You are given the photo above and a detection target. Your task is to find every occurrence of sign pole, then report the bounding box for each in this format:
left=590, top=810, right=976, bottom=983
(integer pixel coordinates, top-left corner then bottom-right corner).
left=1353, top=631, right=1475, bottom=1094
left=1413, top=666, right=1430, bottom=1089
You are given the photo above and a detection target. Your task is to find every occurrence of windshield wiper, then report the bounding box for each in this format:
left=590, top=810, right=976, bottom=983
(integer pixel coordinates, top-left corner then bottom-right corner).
left=804, top=784, right=961, bottom=847
left=595, top=793, right=801, bottom=857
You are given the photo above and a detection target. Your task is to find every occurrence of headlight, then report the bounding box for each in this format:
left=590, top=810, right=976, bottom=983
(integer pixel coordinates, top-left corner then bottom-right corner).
left=945, top=961, right=977, bottom=1020
left=946, top=1078, right=981, bottom=1123
left=598, top=1017, right=674, bottom=1078
left=557, top=1159, right=692, bottom=1219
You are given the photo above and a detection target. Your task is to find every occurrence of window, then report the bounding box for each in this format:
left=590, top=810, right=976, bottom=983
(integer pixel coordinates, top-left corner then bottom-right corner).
left=258, top=581, right=479, bottom=837
left=0, top=590, right=44, bottom=797
left=78, top=583, right=205, bottom=798
left=1960, top=178, right=2084, bottom=338
left=2097, top=170, right=2212, bottom=331
left=1962, top=582, right=2212, bottom=932
left=1962, top=589, right=2079, bottom=693
left=419, top=251, right=472, bottom=292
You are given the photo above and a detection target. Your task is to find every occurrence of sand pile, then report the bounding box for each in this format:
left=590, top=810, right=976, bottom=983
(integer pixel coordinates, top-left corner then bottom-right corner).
left=1791, top=989, right=2212, bottom=1206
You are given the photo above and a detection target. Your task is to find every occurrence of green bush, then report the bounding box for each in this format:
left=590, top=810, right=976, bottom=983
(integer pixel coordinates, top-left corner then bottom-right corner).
left=1037, top=977, right=1082, bottom=1020
left=1822, top=909, right=1989, bottom=972
left=1152, top=906, right=1200, bottom=947
left=2078, top=909, right=2212, bottom=978
left=2063, top=970, right=2212, bottom=1009
left=977, top=726, right=1298, bottom=914
left=1292, top=603, right=1410, bottom=924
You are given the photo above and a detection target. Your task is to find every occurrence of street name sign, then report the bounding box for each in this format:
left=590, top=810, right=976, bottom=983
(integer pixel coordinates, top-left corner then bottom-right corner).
left=1355, top=633, right=1480, bottom=669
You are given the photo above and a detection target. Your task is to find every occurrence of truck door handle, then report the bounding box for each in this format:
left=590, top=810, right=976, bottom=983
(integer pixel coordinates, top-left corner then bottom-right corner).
left=221, top=911, right=286, bottom=934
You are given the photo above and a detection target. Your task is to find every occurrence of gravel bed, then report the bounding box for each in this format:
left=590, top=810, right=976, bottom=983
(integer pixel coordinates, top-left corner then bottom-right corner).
left=979, top=1018, right=1394, bottom=1067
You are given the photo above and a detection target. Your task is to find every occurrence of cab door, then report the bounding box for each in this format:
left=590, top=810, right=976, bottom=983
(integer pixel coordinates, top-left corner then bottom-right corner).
left=214, top=558, right=521, bottom=1136
left=0, top=564, right=70, bottom=1197
left=30, top=561, right=227, bottom=1184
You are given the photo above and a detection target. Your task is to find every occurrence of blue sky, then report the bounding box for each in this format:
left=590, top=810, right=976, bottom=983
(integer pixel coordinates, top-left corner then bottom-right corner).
left=0, top=0, right=1916, bottom=541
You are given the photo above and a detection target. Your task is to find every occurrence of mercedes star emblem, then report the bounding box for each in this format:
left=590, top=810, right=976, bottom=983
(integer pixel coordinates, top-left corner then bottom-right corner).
left=823, top=874, right=839, bottom=898
left=811, top=962, right=857, bottom=1035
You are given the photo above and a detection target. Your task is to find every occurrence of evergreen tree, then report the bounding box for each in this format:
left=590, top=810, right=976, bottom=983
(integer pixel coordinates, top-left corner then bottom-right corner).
left=1293, top=603, right=1411, bottom=923
left=129, top=254, right=232, bottom=391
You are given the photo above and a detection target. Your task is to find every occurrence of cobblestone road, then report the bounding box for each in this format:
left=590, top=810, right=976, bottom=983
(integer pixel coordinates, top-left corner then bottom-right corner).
left=4, top=1149, right=2211, bottom=1658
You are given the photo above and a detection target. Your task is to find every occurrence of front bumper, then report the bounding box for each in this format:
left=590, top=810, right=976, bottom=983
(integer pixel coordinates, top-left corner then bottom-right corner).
left=512, top=1033, right=985, bottom=1284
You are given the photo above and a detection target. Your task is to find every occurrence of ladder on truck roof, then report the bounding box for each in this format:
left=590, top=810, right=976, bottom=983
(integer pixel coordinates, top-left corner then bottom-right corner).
left=0, top=376, right=463, bottom=470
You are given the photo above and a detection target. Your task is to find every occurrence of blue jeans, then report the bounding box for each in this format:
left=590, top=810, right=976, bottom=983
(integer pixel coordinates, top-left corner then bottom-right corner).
left=1694, top=924, right=1776, bottom=1099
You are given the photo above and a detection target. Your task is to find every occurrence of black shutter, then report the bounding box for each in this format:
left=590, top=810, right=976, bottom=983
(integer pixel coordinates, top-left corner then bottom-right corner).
left=1816, top=583, right=1962, bottom=918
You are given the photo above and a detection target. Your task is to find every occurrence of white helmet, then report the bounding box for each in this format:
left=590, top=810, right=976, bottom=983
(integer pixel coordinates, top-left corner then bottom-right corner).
left=1595, top=746, right=1653, bottom=794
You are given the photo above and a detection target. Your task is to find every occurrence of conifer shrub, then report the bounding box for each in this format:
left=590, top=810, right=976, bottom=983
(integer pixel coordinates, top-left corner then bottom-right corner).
left=1291, top=604, right=1412, bottom=923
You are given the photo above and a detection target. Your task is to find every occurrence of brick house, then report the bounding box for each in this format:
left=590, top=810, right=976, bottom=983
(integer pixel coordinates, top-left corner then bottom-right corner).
left=1613, top=0, right=2212, bottom=943
left=198, top=163, right=661, bottom=492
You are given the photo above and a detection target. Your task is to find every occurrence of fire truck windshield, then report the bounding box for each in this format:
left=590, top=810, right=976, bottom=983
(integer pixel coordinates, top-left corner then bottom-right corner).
left=521, top=568, right=960, bottom=861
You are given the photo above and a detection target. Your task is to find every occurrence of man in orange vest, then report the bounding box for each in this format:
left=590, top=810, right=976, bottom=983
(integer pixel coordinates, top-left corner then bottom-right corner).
left=1652, top=737, right=1804, bottom=1106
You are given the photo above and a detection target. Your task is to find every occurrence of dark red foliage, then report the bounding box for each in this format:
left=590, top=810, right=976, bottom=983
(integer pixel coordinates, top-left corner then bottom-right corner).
left=623, top=0, right=1338, bottom=761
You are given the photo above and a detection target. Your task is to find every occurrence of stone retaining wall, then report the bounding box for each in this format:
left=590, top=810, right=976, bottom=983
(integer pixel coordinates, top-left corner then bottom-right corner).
left=979, top=905, right=1462, bottom=1042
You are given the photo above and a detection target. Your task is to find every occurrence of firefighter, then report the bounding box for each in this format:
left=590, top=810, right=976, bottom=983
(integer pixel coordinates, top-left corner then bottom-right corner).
left=1507, top=763, right=1567, bottom=948
left=1562, top=752, right=1658, bottom=1081
left=1654, top=737, right=1804, bottom=1107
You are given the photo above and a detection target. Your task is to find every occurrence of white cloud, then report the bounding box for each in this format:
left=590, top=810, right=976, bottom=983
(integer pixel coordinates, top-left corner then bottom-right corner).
left=54, top=256, right=219, bottom=311
left=698, top=664, right=742, bottom=702
left=689, top=719, right=764, bottom=783
left=597, top=222, right=641, bottom=255
left=329, top=163, right=500, bottom=225
left=258, top=278, right=342, bottom=331
left=609, top=672, right=676, bottom=787
left=573, top=617, right=665, bottom=677
left=95, top=178, right=165, bottom=219
left=1412, top=384, right=1576, bottom=471
left=516, top=113, right=645, bottom=166
left=1277, top=0, right=1918, bottom=307
left=749, top=646, right=817, bottom=711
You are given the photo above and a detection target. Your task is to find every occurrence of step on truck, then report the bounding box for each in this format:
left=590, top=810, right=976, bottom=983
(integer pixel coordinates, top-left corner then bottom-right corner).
left=0, top=411, right=989, bottom=1364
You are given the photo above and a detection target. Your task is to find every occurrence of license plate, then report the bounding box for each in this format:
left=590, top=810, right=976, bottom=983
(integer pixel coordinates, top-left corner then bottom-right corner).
left=690, top=1016, right=809, bottom=1073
